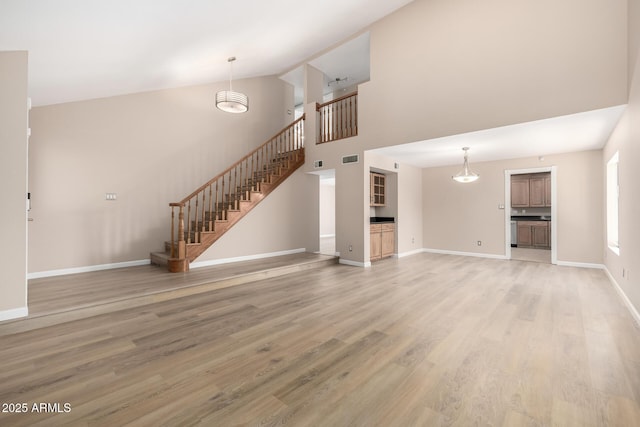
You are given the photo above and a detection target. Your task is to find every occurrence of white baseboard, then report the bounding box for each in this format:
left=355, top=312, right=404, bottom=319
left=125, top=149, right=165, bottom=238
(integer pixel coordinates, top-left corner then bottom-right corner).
left=320, top=234, right=335, bottom=238
left=28, top=259, right=151, bottom=279
left=339, top=258, right=370, bottom=268
left=396, top=249, right=424, bottom=259
left=190, top=248, right=306, bottom=269
left=0, top=306, right=28, bottom=322
left=604, top=267, right=640, bottom=327
left=423, top=248, right=508, bottom=260
left=556, top=260, right=605, bottom=269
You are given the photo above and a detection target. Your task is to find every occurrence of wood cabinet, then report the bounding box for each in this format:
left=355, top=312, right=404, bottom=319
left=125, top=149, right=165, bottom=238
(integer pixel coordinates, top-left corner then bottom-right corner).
left=544, top=175, right=551, bottom=207
left=370, top=173, right=386, bottom=206
left=370, top=223, right=395, bottom=261
left=511, top=173, right=551, bottom=208
left=529, top=176, right=546, bottom=207
left=517, top=221, right=550, bottom=249
left=511, top=177, right=530, bottom=207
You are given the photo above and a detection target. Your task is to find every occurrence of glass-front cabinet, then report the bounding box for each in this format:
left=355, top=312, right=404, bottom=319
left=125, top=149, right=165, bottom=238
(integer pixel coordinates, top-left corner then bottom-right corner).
left=370, top=172, right=386, bottom=206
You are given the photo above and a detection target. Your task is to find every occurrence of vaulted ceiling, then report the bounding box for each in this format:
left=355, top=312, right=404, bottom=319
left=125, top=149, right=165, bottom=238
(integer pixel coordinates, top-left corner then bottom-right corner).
left=0, top=0, right=413, bottom=106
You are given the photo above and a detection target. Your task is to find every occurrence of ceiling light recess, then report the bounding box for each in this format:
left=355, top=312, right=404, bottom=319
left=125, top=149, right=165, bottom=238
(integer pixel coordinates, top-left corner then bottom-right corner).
left=216, top=57, right=248, bottom=113
left=452, top=147, right=479, bottom=183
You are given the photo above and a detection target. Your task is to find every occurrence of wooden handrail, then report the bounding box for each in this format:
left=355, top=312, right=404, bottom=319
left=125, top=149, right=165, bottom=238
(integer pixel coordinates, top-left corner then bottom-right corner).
left=316, top=91, right=358, bottom=111
left=172, top=114, right=305, bottom=206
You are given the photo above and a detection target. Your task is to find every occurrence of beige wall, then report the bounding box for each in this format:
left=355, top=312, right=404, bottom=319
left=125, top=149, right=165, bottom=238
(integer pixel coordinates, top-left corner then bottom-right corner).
left=195, top=168, right=313, bottom=262
left=397, top=163, right=424, bottom=256
left=602, top=0, right=640, bottom=317
left=0, top=51, right=28, bottom=317
left=28, top=76, right=294, bottom=273
left=360, top=0, right=628, bottom=149
left=423, top=151, right=603, bottom=264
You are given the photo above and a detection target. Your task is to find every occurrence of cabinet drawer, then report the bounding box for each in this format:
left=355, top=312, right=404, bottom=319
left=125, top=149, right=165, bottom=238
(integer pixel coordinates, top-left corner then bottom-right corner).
left=370, top=224, right=382, bottom=233
left=381, top=223, right=395, bottom=232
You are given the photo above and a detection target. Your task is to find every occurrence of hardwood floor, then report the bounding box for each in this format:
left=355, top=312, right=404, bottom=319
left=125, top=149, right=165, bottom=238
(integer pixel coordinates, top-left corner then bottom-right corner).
left=1, top=253, right=639, bottom=426
left=511, top=247, right=551, bottom=264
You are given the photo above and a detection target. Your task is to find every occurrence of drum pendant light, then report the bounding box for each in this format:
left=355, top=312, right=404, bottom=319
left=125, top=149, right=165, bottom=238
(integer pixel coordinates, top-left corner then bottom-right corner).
left=216, top=57, right=249, bottom=113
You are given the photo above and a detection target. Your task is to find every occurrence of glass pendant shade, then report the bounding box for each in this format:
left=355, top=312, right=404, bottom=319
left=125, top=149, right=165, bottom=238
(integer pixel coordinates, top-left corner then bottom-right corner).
left=452, top=147, right=479, bottom=183
left=216, top=57, right=249, bottom=113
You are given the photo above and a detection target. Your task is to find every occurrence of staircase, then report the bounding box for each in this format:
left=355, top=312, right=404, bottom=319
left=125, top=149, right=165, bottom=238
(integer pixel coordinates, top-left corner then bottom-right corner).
left=150, top=115, right=305, bottom=272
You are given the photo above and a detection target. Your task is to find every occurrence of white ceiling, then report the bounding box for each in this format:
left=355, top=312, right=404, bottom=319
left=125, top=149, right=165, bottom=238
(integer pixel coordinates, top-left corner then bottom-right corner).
left=0, top=0, right=412, bottom=106
left=280, top=32, right=370, bottom=107
left=370, top=105, right=626, bottom=168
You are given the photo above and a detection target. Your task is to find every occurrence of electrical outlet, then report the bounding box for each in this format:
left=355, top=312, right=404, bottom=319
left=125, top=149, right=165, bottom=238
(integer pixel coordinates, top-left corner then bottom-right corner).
left=412, top=237, right=415, bottom=244
left=477, top=240, right=482, bottom=246
left=348, top=244, right=353, bottom=252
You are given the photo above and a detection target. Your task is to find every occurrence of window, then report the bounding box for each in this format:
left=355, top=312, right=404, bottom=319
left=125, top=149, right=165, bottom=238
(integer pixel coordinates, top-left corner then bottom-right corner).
left=606, top=152, right=619, bottom=254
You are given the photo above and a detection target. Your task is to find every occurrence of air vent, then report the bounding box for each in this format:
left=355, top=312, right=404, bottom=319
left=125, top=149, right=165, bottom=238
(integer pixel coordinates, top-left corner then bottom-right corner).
left=314, top=160, right=323, bottom=168
left=342, top=154, right=359, bottom=164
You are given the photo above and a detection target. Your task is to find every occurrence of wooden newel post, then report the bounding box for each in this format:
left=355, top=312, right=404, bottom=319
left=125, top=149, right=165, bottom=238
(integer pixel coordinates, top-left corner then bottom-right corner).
left=168, top=203, right=189, bottom=272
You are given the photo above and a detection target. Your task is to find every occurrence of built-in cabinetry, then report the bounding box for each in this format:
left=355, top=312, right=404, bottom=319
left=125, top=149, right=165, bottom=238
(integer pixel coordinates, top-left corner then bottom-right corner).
left=370, top=173, right=386, bottom=206
left=370, top=223, right=395, bottom=261
left=511, top=173, right=551, bottom=208
left=517, top=221, right=550, bottom=248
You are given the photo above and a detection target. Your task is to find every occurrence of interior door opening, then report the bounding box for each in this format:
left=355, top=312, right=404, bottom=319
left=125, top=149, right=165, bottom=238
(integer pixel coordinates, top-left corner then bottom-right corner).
left=505, top=167, right=557, bottom=264
left=319, top=171, right=336, bottom=256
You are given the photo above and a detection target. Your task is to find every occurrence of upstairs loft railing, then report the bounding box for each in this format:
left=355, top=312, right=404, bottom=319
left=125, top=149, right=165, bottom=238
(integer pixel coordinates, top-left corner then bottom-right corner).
left=169, top=115, right=305, bottom=260
left=316, top=91, right=358, bottom=144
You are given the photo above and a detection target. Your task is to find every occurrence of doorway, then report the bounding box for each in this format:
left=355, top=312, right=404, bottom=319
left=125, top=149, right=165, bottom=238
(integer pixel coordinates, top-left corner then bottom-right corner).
left=319, top=171, right=336, bottom=256
left=505, top=167, right=557, bottom=264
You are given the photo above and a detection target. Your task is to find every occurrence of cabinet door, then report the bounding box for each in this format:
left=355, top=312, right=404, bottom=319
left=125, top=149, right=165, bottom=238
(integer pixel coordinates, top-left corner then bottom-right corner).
left=370, top=225, right=382, bottom=260
left=381, top=225, right=395, bottom=258
left=532, top=223, right=549, bottom=248
left=511, top=179, right=530, bottom=207
left=529, top=176, right=546, bottom=207
left=544, top=175, right=551, bottom=207
left=370, top=173, right=374, bottom=205
left=517, top=223, right=532, bottom=247
left=370, top=173, right=386, bottom=206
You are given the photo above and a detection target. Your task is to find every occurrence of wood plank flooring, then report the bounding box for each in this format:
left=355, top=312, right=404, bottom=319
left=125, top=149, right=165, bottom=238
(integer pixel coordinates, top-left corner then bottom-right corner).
left=1, top=253, right=639, bottom=426
left=511, top=247, right=551, bottom=263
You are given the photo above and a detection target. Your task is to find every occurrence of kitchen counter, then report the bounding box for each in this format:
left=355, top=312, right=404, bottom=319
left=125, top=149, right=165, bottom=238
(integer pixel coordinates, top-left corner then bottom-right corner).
left=511, top=215, right=551, bottom=221
left=370, top=216, right=395, bottom=223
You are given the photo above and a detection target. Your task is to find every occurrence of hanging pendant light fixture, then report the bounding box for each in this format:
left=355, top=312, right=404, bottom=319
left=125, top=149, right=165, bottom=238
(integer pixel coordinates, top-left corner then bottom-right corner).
left=216, top=56, right=248, bottom=113
left=452, top=147, right=479, bottom=183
